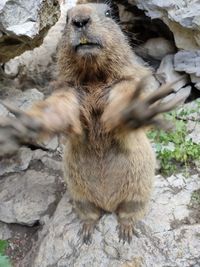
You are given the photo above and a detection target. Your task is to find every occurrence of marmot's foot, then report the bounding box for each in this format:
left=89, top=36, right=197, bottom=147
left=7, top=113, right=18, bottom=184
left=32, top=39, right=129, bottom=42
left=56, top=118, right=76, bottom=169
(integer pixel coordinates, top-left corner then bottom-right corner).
left=118, top=219, right=140, bottom=244
left=78, top=220, right=96, bottom=245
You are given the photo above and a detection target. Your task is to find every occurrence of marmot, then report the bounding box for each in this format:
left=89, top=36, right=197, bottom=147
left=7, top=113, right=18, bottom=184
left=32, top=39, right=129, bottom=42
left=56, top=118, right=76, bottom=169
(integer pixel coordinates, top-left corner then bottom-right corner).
left=0, top=3, right=182, bottom=243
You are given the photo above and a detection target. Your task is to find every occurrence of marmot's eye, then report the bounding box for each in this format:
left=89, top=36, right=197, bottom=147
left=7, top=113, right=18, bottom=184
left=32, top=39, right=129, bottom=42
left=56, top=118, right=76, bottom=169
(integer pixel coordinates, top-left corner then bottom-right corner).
left=105, top=10, right=111, bottom=17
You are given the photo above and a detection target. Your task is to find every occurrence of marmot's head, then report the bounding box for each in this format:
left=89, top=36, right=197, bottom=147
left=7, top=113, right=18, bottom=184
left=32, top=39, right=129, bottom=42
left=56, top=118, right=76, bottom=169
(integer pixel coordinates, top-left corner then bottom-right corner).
left=65, top=3, right=122, bottom=58
left=58, top=3, right=134, bottom=83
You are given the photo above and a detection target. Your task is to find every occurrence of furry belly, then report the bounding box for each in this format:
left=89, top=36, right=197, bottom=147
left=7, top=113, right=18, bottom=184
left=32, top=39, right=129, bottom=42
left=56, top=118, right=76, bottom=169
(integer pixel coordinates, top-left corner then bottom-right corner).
left=63, top=134, right=155, bottom=212
left=64, top=151, right=133, bottom=212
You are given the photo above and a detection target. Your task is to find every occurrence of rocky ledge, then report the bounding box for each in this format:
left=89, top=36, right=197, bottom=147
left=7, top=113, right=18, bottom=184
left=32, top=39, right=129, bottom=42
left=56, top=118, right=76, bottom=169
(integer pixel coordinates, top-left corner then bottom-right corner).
left=0, top=0, right=60, bottom=63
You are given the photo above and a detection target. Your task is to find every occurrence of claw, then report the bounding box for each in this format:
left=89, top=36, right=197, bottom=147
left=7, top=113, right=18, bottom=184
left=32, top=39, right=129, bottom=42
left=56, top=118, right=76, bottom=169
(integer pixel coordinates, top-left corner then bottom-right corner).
left=78, top=221, right=95, bottom=245
left=118, top=221, right=139, bottom=244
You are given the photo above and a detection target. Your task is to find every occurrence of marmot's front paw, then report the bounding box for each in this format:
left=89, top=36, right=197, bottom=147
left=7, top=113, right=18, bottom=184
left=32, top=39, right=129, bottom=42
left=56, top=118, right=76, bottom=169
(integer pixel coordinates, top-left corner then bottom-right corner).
left=0, top=102, right=42, bottom=156
left=102, top=79, right=184, bottom=132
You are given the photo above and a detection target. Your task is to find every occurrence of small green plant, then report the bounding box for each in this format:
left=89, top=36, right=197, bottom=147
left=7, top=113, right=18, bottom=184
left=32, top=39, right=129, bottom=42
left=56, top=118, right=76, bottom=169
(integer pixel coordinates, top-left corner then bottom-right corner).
left=148, top=106, right=200, bottom=176
left=191, top=189, right=200, bottom=205
left=0, top=240, right=12, bottom=267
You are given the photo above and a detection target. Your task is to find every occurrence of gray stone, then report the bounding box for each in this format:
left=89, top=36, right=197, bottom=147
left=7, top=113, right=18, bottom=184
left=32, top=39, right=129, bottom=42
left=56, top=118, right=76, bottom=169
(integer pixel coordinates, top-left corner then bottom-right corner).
left=174, top=50, right=200, bottom=90
left=0, top=147, right=32, bottom=176
left=176, top=99, right=200, bottom=121
left=0, top=221, right=11, bottom=240
left=22, top=174, right=200, bottom=267
left=10, top=88, right=44, bottom=110
left=135, top=38, right=176, bottom=60
left=0, top=103, right=8, bottom=116
left=0, top=169, right=58, bottom=225
left=190, top=74, right=200, bottom=90
left=42, top=136, right=59, bottom=151
left=0, top=87, right=44, bottom=111
left=0, top=0, right=60, bottom=62
left=174, top=50, right=200, bottom=76
left=156, top=54, right=188, bottom=91
left=186, top=121, right=200, bottom=145
left=4, top=0, right=76, bottom=83
left=133, top=0, right=200, bottom=50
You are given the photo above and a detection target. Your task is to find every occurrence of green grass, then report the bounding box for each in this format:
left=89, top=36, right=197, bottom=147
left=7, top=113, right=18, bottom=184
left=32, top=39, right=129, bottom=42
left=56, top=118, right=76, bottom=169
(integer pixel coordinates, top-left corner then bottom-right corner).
left=148, top=103, right=200, bottom=176
left=0, top=240, right=12, bottom=267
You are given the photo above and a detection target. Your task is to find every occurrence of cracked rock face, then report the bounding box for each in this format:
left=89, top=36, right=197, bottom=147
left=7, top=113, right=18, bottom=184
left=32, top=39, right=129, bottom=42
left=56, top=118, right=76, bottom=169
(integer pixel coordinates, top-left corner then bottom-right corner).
left=0, top=170, right=58, bottom=225
left=21, top=174, right=200, bottom=267
left=0, top=1, right=200, bottom=266
left=0, top=0, right=60, bottom=63
left=127, top=0, right=200, bottom=91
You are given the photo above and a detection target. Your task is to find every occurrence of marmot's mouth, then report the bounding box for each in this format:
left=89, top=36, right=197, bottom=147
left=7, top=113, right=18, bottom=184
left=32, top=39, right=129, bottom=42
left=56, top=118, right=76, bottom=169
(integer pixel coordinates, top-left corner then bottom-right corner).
left=76, top=43, right=102, bottom=51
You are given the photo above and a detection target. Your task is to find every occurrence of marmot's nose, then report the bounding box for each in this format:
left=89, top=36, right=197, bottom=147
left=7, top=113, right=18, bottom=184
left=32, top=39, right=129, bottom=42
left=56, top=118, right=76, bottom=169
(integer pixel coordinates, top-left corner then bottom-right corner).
left=72, top=16, right=90, bottom=28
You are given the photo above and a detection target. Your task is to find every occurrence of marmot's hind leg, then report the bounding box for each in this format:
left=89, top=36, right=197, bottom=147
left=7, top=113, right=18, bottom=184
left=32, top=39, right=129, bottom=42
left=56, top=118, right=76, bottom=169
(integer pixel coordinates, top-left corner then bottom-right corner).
left=116, top=200, right=147, bottom=243
left=75, top=200, right=102, bottom=244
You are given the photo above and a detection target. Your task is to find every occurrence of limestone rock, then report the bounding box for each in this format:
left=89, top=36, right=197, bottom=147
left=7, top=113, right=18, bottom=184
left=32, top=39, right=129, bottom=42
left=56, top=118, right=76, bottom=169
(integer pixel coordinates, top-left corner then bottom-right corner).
left=0, top=87, right=44, bottom=110
left=156, top=54, right=188, bottom=89
left=0, top=221, right=11, bottom=240
left=135, top=37, right=176, bottom=60
left=174, top=50, right=200, bottom=90
left=176, top=99, right=200, bottom=121
left=0, top=0, right=60, bottom=63
left=187, top=121, right=200, bottom=145
left=4, top=0, right=77, bottom=84
left=0, top=169, right=59, bottom=225
left=21, top=174, right=200, bottom=267
left=0, top=147, right=32, bottom=176
left=132, top=0, right=200, bottom=50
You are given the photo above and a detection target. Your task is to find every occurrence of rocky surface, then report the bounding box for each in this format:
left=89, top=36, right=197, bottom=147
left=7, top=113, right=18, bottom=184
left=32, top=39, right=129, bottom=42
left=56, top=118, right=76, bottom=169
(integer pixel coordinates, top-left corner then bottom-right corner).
left=116, top=0, right=200, bottom=91
left=0, top=0, right=60, bottom=63
left=0, top=1, right=200, bottom=266
left=3, top=0, right=76, bottom=86
left=0, top=87, right=199, bottom=266
left=22, top=174, right=200, bottom=267
left=174, top=50, right=200, bottom=90
left=132, top=0, right=200, bottom=50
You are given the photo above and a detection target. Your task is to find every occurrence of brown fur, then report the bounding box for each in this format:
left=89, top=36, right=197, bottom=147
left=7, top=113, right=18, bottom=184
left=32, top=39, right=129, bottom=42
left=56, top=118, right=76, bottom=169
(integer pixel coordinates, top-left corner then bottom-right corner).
left=25, top=3, right=157, bottom=243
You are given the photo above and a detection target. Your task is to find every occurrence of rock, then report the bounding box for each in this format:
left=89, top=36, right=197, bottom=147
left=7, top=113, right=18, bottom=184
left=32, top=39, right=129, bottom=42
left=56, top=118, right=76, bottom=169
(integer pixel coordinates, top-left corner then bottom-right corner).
left=132, top=0, right=200, bottom=50
left=187, top=121, right=200, bottom=144
left=0, top=221, right=11, bottom=240
left=0, top=169, right=59, bottom=225
left=0, top=0, right=60, bottom=63
left=135, top=37, right=176, bottom=60
left=4, top=0, right=77, bottom=86
left=42, top=136, right=59, bottom=151
left=155, top=54, right=190, bottom=103
left=174, top=50, right=200, bottom=76
left=156, top=54, right=188, bottom=90
left=0, top=87, right=44, bottom=110
left=0, top=147, right=32, bottom=176
left=174, top=50, right=200, bottom=90
left=21, top=174, right=200, bottom=267
left=32, top=149, right=62, bottom=172
left=41, top=156, right=62, bottom=172
left=10, top=88, right=44, bottom=110
left=175, top=99, right=200, bottom=144
left=0, top=102, right=8, bottom=116
left=190, top=74, right=200, bottom=90
left=176, top=99, right=200, bottom=121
